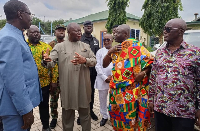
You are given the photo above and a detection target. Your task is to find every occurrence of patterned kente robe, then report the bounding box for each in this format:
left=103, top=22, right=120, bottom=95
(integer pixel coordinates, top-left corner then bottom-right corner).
left=108, top=38, right=154, bottom=131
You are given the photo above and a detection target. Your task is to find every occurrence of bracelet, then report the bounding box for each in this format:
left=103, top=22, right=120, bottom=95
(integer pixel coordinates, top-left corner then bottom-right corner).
left=143, top=71, right=147, bottom=78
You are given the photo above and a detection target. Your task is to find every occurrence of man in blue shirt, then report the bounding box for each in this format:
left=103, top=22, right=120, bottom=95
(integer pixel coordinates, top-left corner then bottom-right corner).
left=0, top=1, right=42, bottom=131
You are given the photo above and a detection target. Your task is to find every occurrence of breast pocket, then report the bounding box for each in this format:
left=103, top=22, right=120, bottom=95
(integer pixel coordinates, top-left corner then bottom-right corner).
left=79, top=49, right=89, bottom=58
left=59, top=51, right=71, bottom=63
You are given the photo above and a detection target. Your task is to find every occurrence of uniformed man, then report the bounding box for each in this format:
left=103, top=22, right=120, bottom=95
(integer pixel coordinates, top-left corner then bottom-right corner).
left=77, top=21, right=99, bottom=124
left=49, top=24, right=66, bottom=129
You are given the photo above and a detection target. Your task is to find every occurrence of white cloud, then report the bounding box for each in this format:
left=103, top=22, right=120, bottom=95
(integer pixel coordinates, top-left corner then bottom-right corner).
left=0, top=0, right=199, bottom=22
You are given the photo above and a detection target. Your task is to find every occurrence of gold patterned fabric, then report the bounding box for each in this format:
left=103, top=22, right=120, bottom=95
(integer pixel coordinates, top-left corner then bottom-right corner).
left=27, top=40, right=58, bottom=87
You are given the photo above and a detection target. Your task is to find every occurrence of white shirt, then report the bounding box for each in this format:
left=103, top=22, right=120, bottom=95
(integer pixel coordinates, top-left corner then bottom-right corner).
left=94, top=47, right=113, bottom=90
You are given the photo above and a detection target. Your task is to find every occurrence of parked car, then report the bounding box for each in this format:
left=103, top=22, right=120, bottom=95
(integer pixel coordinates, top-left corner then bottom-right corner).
left=40, top=35, right=55, bottom=44
left=183, top=30, right=200, bottom=131
left=183, top=30, right=200, bottom=48
left=151, top=30, right=200, bottom=57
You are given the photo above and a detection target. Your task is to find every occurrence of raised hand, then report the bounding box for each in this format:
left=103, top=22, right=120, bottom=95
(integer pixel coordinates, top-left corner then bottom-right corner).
left=42, top=48, right=51, bottom=62
left=107, top=44, right=122, bottom=56
left=70, top=52, right=86, bottom=65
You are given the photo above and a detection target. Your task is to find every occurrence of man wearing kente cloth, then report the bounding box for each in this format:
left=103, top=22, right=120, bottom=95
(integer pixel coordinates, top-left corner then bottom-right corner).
left=103, top=24, right=154, bottom=131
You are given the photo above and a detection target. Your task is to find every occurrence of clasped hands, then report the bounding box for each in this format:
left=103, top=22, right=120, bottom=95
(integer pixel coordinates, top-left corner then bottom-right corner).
left=42, top=48, right=86, bottom=65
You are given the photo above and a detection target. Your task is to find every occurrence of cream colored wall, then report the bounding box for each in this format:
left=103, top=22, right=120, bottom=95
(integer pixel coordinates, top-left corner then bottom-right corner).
left=64, top=19, right=149, bottom=47
left=127, top=20, right=148, bottom=46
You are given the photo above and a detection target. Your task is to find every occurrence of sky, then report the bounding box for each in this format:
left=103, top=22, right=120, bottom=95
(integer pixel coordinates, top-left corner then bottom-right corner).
left=0, top=0, right=199, bottom=22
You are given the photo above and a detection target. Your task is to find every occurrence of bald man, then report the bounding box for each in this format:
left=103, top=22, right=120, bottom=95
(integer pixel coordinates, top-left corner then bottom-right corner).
left=27, top=25, right=58, bottom=131
left=149, top=18, right=200, bottom=131
left=94, top=34, right=113, bottom=126
left=103, top=24, right=153, bottom=131
left=42, top=23, right=96, bottom=131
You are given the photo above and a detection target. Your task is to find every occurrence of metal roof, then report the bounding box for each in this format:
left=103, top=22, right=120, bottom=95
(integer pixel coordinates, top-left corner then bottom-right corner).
left=64, top=10, right=140, bottom=26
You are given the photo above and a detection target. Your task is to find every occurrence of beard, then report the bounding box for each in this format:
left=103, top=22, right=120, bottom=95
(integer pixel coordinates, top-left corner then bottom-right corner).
left=33, top=39, right=40, bottom=44
left=57, top=35, right=65, bottom=39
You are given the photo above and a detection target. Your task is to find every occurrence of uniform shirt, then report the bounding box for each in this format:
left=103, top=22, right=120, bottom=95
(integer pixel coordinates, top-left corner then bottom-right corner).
left=27, top=40, right=58, bottom=88
left=149, top=41, right=200, bottom=119
left=81, top=33, right=99, bottom=76
left=46, top=39, right=96, bottom=110
left=94, top=47, right=113, bottom=90
left=49, top=39, right=58, bottom=48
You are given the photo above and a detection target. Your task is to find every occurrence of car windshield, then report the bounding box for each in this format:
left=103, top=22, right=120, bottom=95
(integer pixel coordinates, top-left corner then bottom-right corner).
left=183, top=32, right=200, bottom=48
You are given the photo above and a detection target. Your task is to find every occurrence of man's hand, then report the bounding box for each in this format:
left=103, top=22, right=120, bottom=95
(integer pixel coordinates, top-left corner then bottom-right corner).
left=148, top=103, right=154, bottom=115
left=50, top=83, right=58, bottom=94
left=195, top=109, right=200, bottom=126
left=135, top=71, right=146, bottom=82
left=105, top=75, right=112, bottom=83
left=42, top=48, right=51, bottom=63
left=70, top=52, right=86, bottom=65
left=107, top=44, right=122, bottom=56
left=21, top=111, right=34, bottom=130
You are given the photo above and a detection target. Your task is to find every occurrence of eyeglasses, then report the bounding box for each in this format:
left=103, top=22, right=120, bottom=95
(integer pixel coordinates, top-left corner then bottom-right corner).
left=163, top=27, right=179, bottom=33
left=20, top=11, right=34, bottom=18
left=103, top=38, right=111, bottom=41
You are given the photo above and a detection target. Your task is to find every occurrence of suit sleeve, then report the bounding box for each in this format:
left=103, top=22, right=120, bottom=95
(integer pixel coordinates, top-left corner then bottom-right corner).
left=95, top=50, right=107, bottom=81
left=0, top=36, right=33, bottom=115
left=85, top=44, right=97, bottom=67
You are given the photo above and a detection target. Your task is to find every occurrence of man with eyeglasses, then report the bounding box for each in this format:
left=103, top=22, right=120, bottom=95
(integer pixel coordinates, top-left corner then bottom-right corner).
left=0, top=1, right=42, bottom=131
left=27, top=25, right=58, bottom=131
left=49, top=24, right=66, bottom=129
left=149, top=18, right=200, bottom=131
left=78, top=21, right=99, bottom=124
left=94, top=34, right=113, bottom=126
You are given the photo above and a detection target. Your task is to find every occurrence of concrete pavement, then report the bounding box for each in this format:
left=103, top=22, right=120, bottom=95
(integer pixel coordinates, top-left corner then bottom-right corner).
left=31, top=89, right=155, bottom=131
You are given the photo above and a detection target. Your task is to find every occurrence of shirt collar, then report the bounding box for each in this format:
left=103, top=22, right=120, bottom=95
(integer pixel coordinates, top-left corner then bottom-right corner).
left=5, top=23, right=23, bottom=35
left=165, top=40, right=188, bottom=50
left=26, top=39, right=42, bottom=46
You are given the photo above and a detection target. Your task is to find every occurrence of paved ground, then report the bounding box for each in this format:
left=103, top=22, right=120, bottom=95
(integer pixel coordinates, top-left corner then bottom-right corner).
left=31, top=89, right=155, bottom=131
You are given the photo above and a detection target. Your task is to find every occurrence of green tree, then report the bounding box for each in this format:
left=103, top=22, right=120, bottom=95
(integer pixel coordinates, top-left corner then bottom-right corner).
left=31, top=17, right=68, bottom=35
left=31, top=17, right=42, bottom=27
left=106, top=0, right=130, bottom=33
left=0, top=19, right=7, bottom=29
left=139, top=0, right=183, bottom=43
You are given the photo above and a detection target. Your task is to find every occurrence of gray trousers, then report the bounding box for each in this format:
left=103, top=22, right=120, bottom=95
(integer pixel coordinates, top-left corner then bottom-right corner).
left=62, top=107, right=91, bottom=131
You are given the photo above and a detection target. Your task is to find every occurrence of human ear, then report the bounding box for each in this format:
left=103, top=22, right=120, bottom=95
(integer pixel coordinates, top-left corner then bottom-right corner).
left=18, top=11, right=23, bottom=20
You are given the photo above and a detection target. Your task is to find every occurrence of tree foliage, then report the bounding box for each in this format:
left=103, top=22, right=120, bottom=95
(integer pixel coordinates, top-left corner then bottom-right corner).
left=106, top=0, right=130, bottom=33
left=0, top=19, right=7, bottom=29
left=139, top=0, right=183, bottom=38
